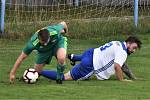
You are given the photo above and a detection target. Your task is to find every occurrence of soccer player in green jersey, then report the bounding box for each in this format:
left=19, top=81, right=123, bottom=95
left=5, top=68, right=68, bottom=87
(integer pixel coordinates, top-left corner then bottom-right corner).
left=9, top=21, right=68, bottom=84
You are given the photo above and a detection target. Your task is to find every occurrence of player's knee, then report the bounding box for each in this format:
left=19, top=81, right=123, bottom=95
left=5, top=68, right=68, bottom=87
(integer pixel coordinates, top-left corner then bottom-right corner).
left=34, top=64, right=44, bottom=73
left=57, top=56, right=66, bottom=65
left=64, top=72, right=73, bottom=80
left=57, top=48, right=67, bottom=65
left=34, top=68, right=42, bottom=73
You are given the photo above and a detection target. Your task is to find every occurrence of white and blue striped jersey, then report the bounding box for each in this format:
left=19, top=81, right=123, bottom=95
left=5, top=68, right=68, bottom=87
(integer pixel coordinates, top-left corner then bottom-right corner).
left=93, top=41, right=127, bottom=80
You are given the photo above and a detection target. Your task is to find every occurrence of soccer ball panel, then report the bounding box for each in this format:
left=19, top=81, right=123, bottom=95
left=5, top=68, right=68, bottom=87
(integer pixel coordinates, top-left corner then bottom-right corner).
left=23, top=68, right=39, bottom=84
left=28, top=68, right=36, bottom=72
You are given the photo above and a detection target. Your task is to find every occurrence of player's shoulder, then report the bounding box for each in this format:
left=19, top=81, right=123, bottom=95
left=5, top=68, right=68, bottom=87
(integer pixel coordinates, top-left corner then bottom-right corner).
left=30, top=33, right=39, bottom=46
left=112, top=41, right=127, bottom=54
left=47, top=24, right=63, bottom=29
left=111, top=41, right=123, bottom=47
left=111, top=41, right=127, bottom=52
left=52, top=23, right=64, bottom=28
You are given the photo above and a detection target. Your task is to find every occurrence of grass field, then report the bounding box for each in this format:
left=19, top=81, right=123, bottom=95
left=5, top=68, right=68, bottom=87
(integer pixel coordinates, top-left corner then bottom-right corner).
left=0, top=34, right=150, bottom=100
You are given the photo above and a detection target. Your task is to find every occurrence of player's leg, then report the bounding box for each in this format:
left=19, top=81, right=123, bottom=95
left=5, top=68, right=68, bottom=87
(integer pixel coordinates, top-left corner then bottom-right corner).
left=39, top=48, right=66, bottom=83
left=56, top=47, right=67, bottom=84
left=34, top=63, right=45, bottom=73
left=34, top=53, right=48, bottom=73
left=55, top=36, right=67, bottom=84
left=68, top=62, right=94, bottom=80
left=40, top=39, right=95, bottom=82
left=68, top=54, right=82, bottom=61
left=68, top=48, right=94, bottom=66
left=40, top=63, right=93, bottom=81
left=39, top=48, right=66, bottom=82
left=67, top=48, right=94, bottom=80
left=68, top=54, right=82, bottom=66
left=40, top=70, right=72, bottom=81
left=40, top=48, right=94, bottom=81
left=64, top=71, right=73, bottom=80
left=36, top=51, right=53, bottom=76
left=40, top=70, right=65, bottom=80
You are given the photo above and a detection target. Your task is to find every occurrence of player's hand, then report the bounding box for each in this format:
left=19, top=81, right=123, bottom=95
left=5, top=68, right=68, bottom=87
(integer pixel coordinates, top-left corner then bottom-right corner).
left=9, top=72, right=15, bottom=83
left=122, top=79, right=133, bottom=82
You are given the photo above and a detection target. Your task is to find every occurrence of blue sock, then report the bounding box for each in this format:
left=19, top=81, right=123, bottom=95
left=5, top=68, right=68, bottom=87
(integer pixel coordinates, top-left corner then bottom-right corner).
left=40, top=70, right=65, bottom=80
left=72, top=54, right=82, bottom=61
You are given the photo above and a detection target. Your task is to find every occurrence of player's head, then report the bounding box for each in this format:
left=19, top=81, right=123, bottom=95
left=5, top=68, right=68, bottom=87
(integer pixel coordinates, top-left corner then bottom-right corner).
left=125, top=36, right=142, bottom=55
left=38, top=29, right=50, bottom=46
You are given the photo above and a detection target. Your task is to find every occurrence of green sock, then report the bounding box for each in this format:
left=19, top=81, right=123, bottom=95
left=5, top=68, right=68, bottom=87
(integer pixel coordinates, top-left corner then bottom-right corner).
left=56, top=64, right=66, bottom=80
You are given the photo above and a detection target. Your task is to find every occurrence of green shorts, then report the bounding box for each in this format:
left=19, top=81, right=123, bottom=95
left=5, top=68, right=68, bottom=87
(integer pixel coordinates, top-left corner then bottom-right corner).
left=35, top=37, right=67, bottom=64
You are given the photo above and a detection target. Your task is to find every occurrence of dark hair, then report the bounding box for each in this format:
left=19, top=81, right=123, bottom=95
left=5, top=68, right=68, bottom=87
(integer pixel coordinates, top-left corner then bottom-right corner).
left=38, top=29, right=49, bottom=42
left=125, top=36, right=142, bottom=49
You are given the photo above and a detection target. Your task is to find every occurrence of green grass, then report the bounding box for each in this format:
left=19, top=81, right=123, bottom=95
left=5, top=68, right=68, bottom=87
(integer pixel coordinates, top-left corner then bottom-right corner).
left=0, top=34, right=150, bottom=100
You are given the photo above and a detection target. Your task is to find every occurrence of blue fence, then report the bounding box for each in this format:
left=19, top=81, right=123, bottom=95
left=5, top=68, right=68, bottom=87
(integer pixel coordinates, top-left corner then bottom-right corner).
left=134, top=0, right=138, bottom=27
left=0, top=0, right=5, bottom=33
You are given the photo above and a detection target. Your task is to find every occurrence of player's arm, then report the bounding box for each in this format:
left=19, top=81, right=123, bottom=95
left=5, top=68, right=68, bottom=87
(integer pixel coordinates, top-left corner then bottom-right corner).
left=59, top=21, right=68, bottom=34
left=114, top=63, right=124, bottom=81
left=114, top=62, right=133, bottom=82
left=9, top=41, right=34, bottom=83
left=122, top=63, right=137, bottom=80
left=114, top=43, right=131, bottom=81
left=9, top=51, right=28, bottom=82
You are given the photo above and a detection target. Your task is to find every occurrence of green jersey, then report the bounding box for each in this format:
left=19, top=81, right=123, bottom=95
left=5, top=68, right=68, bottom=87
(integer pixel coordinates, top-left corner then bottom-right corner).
left=23, top=24, right=66, bottom=55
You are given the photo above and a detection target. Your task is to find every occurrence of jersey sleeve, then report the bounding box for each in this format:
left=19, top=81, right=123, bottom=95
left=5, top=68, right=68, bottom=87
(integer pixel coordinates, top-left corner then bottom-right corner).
left=22, top=41, right=35, bottom=55
left=114, top=47, right=127, bottom=67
